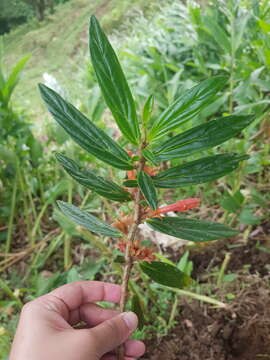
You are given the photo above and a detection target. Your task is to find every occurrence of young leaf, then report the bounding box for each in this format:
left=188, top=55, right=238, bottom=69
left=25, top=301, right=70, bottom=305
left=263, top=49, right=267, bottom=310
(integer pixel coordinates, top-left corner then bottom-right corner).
left=89, top=15, right=140, bottom=145
left=146, top=217, right=238, bottom=242
left=39, top=84, right=133, bottom=170
left=140, top=261, right=191, bottom=289
left=58, top=201, right=121, bottom=238
left=153, top=115, right=255, bottom=160
left=138, top=171, right=158, bottom=210
left=153, top=154, right=249, bottom=188
left=148, top=76, right=227, bottom=140
left=55, top=153, right=131, bottom=202
left=142, top=94, right=154, bottom=125
left=141, top=148, right=159, bottom=166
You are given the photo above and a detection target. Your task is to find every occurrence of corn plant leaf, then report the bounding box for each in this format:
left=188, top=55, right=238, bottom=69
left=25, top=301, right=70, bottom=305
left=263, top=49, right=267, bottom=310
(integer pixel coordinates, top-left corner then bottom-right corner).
left=55, top=153, right=132, bottom=202
left=148, top=76, right=227, bottom=141
left=138, top=171, right=158, bottom=210
left=153, top=115, right=255, bottom=160
left=153, top=154, right=248, bottom=188
left=39, top=84, right=133, bottom=170
left=146, top=217, right=238, bottom=242
left=89, top=15, right=140, bottom=145
left=57, top=201, right=121, bottom=238
left=131, top=294, right=145, bottom=330
left=140, top=261, right=192, bottom=288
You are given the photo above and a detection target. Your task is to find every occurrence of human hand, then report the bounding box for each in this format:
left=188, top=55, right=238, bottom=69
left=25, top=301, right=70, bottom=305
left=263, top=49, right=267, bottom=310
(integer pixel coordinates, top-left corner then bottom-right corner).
left=10, top=281, right=145, bottom=360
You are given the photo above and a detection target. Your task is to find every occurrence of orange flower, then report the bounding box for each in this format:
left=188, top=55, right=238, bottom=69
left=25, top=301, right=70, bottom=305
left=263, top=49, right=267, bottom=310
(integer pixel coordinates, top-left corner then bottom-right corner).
left=117, top=240, right=156, bottom=262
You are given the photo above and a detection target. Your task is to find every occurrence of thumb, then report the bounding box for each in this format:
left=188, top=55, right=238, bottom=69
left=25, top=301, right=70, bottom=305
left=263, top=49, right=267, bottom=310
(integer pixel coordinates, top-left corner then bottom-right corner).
left=87, top=312, right=138, bottom=356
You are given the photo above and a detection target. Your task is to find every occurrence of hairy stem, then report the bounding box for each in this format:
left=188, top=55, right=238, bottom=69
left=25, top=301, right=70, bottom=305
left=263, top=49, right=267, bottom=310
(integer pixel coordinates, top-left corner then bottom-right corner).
left=118, top=145, right=146, bottom=360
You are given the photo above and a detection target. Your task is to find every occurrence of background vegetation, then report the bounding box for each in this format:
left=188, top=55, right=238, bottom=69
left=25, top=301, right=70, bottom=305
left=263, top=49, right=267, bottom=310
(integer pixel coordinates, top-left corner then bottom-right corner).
left=0, top=0, right=269, bottom=358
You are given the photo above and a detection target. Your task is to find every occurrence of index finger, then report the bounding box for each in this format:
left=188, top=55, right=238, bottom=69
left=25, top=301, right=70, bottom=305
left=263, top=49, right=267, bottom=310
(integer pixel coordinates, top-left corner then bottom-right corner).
left=48, top=281, right=121, bottom=311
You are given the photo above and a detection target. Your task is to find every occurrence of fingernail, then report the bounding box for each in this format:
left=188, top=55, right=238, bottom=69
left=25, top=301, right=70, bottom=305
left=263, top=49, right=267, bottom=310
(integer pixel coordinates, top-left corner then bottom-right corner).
left=122, top=312, right=138, bottom=331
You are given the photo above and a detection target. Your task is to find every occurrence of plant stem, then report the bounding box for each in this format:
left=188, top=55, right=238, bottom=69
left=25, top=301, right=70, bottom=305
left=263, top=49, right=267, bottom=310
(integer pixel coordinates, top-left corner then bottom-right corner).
left=217, top=252, right=231, bottom=288
left=118, top=145, right=146, bottom=360
left=5, top=173, right=18, bottom=254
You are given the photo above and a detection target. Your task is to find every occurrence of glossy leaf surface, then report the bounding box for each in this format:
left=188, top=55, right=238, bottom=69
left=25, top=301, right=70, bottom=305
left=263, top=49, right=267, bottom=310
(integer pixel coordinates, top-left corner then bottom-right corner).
left=138, top=171, right=158, bottom=210
left=39, top=84, right=133, bottom=170
left=89, top=15, right=140, bottom=144
left=140, top=261, right=191, bottom=288
left=146, top=217, right=238, bottom=242
left=56, top=153, right=131, bottom=202
left=153, top=154, right=248, bottom=188
left=149, top=76, right=227, bottom=140
left=58, top=201, right=121, bottom=237
left=153, top=115, right=255, bottom=160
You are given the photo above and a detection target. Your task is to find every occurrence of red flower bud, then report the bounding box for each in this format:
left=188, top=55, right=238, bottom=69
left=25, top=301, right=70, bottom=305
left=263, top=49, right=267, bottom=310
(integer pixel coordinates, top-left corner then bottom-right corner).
left=156, top=198, right=200, bottom=214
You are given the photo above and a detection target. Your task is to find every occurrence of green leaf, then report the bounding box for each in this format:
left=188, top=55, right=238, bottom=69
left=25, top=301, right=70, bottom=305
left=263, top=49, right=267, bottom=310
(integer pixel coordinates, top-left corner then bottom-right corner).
left=220, top=190, right=244, bottom=213
left=153, top=115, right=255, bottom=160
left=122, top=179, right=138, bottom=187
left=39, top=84, right=133, bottom=170
left=138, top=171, right=158, bottom=210
left=89, top=15, right=140, bottom=145
left=131, top=294, right=145, bottom=330
left=140, top=261, right=191, bottom=288
left=2, top=55, right=30, bottom=105
left=57, top=201, right=121, bottom=238
left=148, top=76, right=227, bottom=140
left=142, top=148, right=159, bottom=166
left=55, top=153, right=131, bottom=202
left=146, top=217, right=238, bottom=242
left=153, top=154, right=248, bottom=188
left=142, top=94, right=154, bottom=125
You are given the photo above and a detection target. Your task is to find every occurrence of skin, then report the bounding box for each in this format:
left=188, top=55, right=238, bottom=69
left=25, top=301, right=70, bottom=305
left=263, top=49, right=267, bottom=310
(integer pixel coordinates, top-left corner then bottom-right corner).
left=10, top=281, right=145, bottom=360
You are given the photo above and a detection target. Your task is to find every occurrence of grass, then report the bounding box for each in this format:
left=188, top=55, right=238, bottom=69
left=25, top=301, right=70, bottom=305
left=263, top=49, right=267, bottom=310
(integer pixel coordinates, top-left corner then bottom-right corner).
left=1, top=0, right=160, bottom=125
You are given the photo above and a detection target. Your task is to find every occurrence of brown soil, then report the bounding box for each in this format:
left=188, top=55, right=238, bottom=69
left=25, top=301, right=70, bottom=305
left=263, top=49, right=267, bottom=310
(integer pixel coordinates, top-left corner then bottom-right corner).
left=143, top=277, right=270, bottom=360
left=142, top=220, right=270, bottom=360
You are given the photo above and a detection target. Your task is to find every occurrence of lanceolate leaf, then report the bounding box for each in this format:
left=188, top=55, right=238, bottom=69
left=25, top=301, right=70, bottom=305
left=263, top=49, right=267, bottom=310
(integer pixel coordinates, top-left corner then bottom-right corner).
left=153, top=154, right=248, bottom=188
left=146, top=217, right=238, bottom=242
left=148, top=76, right=227, bottom=141
left=122, top=179, right=138, bottom=188
left=39, top=84, right=133, bottom=170
left=57, top=201, right=121, bottom=238
left=142, top=94, right=154, bottom=125
left=55, top=153, right=131, bottom=202
left=153, top=115, right=255, bottom=160
left=140, top=261, right=192, bottom=288
left=89, top=15, right=140, bottom=145
left=138, top=171, right=158, bottom=210
left=141, top=148, right=159, bottom=166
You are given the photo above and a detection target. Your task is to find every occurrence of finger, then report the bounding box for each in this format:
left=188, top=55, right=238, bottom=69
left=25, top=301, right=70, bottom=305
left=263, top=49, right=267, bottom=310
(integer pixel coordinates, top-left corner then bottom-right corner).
left=79, top=312, right=138, bottom=356
left=102, top=356, right=135, bottom=360
left=125, top=339, right=145, bottom=358
left=29, top=281, right=121, bottom=321
left=69, top=303, right=119, bottom=326
left=50, top=281, right=121, bottom=310
left=104, top=340, right=145, bottom=358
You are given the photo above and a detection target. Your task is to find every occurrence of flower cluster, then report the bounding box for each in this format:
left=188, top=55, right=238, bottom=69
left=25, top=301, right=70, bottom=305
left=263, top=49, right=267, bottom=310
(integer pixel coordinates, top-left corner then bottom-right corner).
left=117, top=240, right=156, bottom=262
